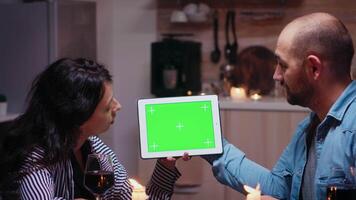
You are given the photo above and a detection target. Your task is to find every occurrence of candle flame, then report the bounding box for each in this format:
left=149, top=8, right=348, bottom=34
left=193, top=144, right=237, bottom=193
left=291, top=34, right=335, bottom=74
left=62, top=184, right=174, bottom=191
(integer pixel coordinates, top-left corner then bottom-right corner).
left=250, top=93, right=262, bottom=101
left=129, top=178, right=145, bottom=190
left=230, top=87, right=247, bottom=100
left=244, top=183, right=261, bottom=200
left=129, top=178, right=148, bottom=200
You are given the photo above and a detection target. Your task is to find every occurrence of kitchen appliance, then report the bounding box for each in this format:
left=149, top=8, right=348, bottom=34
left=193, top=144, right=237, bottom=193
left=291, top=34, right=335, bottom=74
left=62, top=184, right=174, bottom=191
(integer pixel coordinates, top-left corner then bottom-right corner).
left=151, top=35, right=202, bottom=97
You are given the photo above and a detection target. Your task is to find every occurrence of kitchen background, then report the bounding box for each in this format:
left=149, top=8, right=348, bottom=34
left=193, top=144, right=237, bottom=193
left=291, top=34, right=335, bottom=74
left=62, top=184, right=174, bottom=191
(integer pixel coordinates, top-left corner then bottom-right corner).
left=0, top=0, right=355, bottom=199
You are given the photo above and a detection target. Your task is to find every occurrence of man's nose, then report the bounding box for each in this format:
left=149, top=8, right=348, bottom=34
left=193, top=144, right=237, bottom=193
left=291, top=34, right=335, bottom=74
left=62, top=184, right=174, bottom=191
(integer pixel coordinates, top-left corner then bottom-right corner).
left=273, top=66, right=283, bottom=81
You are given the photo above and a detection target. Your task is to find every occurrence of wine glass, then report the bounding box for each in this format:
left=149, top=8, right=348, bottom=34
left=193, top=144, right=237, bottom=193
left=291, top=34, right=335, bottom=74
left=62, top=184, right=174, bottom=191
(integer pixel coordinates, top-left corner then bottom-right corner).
left=84, top=154, right=115, bottom=200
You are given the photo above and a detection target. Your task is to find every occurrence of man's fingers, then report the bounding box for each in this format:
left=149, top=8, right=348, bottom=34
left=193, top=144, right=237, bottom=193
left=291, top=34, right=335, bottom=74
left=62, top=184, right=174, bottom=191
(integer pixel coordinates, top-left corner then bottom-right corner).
left=161, top=153, right=191, bottom=162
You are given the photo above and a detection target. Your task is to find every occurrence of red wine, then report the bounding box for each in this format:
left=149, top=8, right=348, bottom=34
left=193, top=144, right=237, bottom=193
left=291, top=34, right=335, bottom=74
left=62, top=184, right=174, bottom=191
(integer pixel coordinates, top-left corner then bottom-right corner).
left=327, top=186, right=356, bottom=200
left=84, top=170, right=114, bottom=195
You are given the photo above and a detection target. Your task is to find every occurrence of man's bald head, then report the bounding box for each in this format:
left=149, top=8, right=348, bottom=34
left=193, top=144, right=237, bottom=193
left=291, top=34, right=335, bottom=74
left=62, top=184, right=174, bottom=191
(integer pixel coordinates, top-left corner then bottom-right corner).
left=280, top=12, right=354, bottom=77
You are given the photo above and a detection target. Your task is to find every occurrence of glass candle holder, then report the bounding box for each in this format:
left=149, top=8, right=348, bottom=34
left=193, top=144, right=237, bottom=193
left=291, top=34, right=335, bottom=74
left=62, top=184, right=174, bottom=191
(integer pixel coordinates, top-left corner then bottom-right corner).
left=326, top=166, right=356, bottom=200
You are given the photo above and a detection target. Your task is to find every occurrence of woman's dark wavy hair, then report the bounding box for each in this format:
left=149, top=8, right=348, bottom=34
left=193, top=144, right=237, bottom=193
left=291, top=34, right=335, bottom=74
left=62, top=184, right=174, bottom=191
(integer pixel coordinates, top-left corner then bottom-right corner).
left=0, top=58, right=112, bottom=190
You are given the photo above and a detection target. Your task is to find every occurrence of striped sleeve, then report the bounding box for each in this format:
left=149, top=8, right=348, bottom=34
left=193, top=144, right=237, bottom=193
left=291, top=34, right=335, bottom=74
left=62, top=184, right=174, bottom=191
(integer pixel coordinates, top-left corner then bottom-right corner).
left=90, top=136, right=181, bottom=200
left=18, top=148, right=66, bottom=200
left=146, top=161, right=181, bottom=200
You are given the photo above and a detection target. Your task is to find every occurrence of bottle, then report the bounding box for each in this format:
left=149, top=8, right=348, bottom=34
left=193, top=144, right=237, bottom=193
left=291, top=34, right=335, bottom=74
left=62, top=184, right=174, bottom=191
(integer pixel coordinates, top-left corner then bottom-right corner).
left=219, top=64, right=234, bottom=97
left=163, top=64, right=177, bottom=90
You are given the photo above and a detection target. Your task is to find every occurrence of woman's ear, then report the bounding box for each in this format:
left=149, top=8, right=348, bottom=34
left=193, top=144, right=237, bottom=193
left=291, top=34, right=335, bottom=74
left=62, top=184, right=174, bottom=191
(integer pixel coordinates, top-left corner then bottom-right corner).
left=306, top=54, right=322, bottom=80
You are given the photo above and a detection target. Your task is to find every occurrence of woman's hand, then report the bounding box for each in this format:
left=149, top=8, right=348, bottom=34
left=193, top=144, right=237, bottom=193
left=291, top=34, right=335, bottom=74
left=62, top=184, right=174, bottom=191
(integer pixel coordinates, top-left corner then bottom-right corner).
left=158, top=152, right=191, bottom=170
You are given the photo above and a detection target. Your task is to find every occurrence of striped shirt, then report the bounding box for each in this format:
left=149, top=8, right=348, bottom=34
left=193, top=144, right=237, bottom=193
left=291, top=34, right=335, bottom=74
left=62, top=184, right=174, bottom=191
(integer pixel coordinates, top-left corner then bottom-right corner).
left=17, top=136, right=180, bottom=200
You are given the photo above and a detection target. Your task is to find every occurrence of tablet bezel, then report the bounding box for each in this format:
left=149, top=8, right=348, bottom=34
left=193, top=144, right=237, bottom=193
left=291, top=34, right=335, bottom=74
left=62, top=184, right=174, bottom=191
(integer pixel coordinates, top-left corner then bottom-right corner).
left=137, top=95, right=223, bottom=159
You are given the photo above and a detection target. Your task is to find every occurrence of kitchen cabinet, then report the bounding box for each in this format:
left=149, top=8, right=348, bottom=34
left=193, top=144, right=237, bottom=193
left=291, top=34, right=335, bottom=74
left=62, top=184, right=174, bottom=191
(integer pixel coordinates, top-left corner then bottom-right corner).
left=220, top=99, right=308, bottom=200
left=138, top=98, right=309, bottom=200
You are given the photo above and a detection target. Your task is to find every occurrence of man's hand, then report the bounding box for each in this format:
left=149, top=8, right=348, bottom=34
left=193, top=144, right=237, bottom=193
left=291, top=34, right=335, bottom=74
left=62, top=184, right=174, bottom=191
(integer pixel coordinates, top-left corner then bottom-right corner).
left=158, top=152, right=191, bottom=170
left=261, top=196, right=278, bottom=200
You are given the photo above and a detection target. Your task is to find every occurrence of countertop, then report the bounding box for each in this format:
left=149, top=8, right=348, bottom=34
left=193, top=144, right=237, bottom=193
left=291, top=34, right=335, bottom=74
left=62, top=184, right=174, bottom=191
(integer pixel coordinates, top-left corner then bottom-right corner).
left=0, top=113, right=19, bottom=122
left=219, top=97, right=310, bottom=112
left=0, top=98, right=309, bottom=122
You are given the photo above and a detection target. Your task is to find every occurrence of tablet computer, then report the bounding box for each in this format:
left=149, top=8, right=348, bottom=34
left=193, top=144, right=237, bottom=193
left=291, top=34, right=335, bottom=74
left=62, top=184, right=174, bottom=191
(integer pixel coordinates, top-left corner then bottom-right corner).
left=138, top=95, right=223, bottom=159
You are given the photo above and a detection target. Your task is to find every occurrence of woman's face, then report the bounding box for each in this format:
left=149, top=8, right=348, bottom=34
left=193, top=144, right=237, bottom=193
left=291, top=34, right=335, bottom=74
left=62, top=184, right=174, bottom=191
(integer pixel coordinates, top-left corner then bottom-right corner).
left=79, top=82, right=121, bottom=137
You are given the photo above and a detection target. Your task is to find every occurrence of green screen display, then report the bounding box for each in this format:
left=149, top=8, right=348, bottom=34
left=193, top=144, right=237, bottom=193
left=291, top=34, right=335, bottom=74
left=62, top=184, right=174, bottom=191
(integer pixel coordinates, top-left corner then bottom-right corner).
left=145, top=101, right=216, bottom=152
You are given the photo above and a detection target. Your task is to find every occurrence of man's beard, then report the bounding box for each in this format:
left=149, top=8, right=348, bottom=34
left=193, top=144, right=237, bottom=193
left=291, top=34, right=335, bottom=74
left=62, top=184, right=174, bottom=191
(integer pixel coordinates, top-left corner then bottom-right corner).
left=285, top=82, right=312, bottom=107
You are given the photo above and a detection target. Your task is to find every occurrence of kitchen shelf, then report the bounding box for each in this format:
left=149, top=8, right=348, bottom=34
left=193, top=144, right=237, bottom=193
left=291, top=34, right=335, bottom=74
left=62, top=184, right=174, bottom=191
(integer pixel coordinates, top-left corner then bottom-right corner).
left=157, top=0, right=303, bottom=9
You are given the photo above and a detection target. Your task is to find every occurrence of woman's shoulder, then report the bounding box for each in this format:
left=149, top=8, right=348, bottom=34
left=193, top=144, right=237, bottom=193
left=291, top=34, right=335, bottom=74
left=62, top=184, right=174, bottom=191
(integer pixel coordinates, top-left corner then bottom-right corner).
left=88, top=136, right=117, bottom=157
left=88, top=135, right=103, bottom=144
left=88, top=136, right=115, bottom=149
left=18, top=146, right=49, bottom=176
left=22, top=146, right=46, bottom=165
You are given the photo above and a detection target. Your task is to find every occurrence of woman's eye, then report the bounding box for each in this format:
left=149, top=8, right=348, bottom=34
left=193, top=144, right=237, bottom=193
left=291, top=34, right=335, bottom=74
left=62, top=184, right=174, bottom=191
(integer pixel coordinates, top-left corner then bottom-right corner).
left=105, top=106, right=111, bottom=112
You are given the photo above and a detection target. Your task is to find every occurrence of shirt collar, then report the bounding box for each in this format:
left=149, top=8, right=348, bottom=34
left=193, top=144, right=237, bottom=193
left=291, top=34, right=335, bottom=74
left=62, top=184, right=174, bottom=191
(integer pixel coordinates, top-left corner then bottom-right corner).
left=326, top=80, right=356, bottom=122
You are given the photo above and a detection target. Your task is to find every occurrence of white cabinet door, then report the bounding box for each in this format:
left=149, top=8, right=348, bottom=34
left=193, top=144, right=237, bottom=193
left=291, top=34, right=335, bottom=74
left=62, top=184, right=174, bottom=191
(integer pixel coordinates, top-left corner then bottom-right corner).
left=221, top=109, right=308, bottom=200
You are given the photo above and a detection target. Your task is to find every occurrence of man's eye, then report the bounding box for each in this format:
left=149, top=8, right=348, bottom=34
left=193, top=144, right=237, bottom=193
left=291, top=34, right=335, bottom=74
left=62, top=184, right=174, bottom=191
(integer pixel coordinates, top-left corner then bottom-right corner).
left=275, top=55, right=287, bottom=70
left=278, top=61, right=287, bottom=70
left=281, top=64, right=288, bottom=70
left=275, top=62, right=283, bottom=70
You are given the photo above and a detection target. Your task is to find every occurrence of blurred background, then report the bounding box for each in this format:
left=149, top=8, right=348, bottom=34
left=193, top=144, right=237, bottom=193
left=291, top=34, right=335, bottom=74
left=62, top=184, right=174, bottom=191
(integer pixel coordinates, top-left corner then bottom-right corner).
left=0, top=0, right=355, bottom=199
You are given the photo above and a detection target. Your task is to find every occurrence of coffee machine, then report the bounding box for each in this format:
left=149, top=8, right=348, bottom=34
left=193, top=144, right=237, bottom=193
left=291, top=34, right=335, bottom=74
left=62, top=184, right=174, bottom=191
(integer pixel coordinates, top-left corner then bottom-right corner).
left=151, top=35, right=202, bottom=97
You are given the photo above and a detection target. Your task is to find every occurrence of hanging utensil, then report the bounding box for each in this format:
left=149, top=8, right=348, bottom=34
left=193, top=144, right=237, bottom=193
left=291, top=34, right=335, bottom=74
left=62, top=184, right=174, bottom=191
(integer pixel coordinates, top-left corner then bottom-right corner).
left=224, top=10, right=233, bottom=62
left=220, top=9, right=237, bottom=96
left=210, top=10, right=221, bottom=63
left=229, top=10, right=238, bottom=64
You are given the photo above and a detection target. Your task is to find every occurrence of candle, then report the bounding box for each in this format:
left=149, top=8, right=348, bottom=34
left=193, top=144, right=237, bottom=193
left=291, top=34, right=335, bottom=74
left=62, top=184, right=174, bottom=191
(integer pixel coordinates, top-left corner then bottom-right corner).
left=230, top=87, right=247, bottom=100
left=129, top=178, right=148, bottom=200
left=244, top=184, right=261, bottom=200
left=250, top=93, right=262, bottom=101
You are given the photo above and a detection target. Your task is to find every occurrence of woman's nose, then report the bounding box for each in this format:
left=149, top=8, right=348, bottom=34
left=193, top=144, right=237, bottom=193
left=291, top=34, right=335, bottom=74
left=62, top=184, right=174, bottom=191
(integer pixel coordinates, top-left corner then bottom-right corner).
left=113, top=98, right=122, bottom=112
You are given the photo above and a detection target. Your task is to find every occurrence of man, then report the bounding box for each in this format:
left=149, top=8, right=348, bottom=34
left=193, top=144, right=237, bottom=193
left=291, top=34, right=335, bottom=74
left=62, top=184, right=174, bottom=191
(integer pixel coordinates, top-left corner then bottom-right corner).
left=203, top=12, right=356, bottom=200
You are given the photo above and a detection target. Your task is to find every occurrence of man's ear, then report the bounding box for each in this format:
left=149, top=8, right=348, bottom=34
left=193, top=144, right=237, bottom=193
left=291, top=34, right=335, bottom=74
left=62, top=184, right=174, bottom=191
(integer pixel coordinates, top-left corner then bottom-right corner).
left=306, top=54, right=322, bottom=80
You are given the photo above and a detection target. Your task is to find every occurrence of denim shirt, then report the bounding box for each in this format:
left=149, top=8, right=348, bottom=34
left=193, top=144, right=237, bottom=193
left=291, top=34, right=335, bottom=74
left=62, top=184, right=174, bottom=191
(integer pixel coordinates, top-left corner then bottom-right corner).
left=204, top=81, right=356, bottom=200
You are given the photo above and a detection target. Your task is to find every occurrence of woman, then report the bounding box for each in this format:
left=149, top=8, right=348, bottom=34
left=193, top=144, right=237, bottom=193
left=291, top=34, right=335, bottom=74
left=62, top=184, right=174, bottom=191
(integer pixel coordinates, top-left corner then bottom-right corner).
left=0, top=58, right=180, bottom=199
